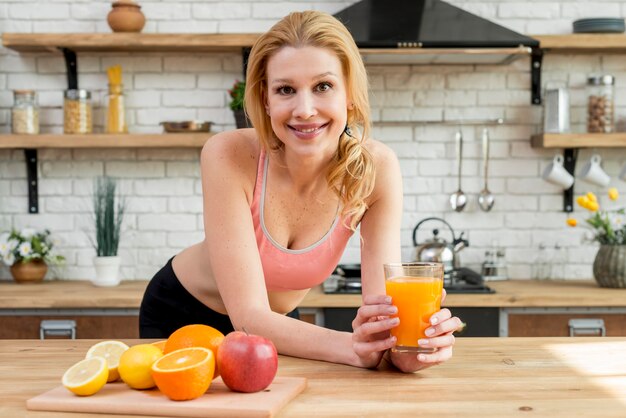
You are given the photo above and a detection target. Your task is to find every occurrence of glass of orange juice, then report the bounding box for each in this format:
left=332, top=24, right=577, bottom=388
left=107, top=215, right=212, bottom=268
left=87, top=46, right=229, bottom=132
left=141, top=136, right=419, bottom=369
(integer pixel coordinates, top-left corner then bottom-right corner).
left=384, top=262, right=444, bottom=353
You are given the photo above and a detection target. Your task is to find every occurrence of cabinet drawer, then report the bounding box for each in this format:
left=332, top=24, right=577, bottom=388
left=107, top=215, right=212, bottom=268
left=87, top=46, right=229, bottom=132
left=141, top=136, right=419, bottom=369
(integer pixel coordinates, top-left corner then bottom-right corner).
left=0, top=315, right=139, bottom=339
left=508, top=313, right=626, bottom=337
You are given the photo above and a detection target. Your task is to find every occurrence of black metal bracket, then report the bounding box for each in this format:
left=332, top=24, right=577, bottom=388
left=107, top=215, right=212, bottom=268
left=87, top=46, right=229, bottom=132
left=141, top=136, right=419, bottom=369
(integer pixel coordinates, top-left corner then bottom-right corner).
left=531, top=47, right=543, bottom=105
left=24, top=149, right=39, bottom=214
left=61, top=47, right=78, bottom=90
left=563, top=148, right=578, bottom=212
left=242, top=47, right=251, bottom=79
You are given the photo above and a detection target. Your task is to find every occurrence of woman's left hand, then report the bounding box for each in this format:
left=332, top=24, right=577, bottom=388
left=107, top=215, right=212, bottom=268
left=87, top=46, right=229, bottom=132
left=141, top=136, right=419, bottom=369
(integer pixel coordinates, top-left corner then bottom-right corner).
left=389, top=290, right=463, bottom=373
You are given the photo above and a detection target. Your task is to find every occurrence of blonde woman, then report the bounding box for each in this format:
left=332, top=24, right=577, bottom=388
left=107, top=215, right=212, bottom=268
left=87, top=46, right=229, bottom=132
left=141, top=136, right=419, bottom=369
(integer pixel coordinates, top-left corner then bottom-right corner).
left=140, top=10, right=461, bottom=372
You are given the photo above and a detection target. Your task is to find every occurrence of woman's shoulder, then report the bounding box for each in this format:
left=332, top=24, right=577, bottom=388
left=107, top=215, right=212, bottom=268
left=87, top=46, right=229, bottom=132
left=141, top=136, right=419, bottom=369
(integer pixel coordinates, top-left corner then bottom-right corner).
left=363, top=138, right=399, bottom=169
left=200, top=128, right=260, bottom=186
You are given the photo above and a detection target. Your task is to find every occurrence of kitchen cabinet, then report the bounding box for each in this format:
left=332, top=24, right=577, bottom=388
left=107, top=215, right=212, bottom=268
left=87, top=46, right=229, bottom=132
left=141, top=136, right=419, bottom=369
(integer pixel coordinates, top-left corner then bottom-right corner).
left=506, top=309, right=626, bottom=337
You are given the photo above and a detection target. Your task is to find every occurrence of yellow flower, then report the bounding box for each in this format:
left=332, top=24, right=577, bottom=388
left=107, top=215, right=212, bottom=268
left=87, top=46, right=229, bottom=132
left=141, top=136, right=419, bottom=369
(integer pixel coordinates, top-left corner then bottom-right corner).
left=566, top=218, right=577, bottom=227
left=608, top=187, right=619, bottom=201
left=576, top=195, right=589, bottom=208
left=587, top=201, right=600, bottom=212
left=586, top=192, right=598, bottom=202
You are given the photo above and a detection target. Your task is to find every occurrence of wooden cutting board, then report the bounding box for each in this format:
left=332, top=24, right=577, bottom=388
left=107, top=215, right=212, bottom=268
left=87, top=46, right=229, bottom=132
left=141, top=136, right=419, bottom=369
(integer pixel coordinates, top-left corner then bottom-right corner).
left=27, top=376, right=307, bottom=418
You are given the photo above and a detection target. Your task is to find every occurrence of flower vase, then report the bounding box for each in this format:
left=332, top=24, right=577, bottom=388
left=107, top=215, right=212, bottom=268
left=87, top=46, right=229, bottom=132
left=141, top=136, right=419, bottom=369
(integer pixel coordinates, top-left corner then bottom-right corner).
left=592, top=245, right=626, bottom=288
left=233, top=109, right=251, bottom=129
left=10, top=260, right=48, bottom=283
left=92, top=256, right=121, bottom=287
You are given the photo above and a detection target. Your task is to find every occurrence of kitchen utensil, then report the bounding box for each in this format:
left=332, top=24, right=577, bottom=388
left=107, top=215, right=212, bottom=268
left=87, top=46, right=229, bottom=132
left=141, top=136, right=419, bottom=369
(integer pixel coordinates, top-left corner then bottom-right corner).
left=412, top=217, right=468, bottom=275
left=578, top=154, right=610, bottom=187
left=161, top=121, right=213, bottom=133
left=542, top=154, right=575, bottom=189
left=27, top=377, right=307, bottom=417
left=478, top=128, right=495, bottom=212
left=543, top=88, right=570, bottom=133
left=449, top=130, right=467, bottom=212
left=107, top=0, right=146, bottom=33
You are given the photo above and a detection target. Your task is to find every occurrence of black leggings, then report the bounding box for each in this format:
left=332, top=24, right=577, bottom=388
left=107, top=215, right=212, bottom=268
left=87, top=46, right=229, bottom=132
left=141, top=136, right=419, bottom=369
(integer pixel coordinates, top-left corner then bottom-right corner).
left=139, top=257, right=299, bottom=338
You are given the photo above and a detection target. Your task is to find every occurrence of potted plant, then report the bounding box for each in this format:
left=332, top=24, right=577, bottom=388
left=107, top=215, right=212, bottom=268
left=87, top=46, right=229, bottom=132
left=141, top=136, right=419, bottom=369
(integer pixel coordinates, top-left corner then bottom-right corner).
left=567, top=188, right=626, bottom=288
left=91, top=176, right=126, bottom=287
left=0, top=228, right=64, bottom=283
left=228, top=80, right=251, bottom=129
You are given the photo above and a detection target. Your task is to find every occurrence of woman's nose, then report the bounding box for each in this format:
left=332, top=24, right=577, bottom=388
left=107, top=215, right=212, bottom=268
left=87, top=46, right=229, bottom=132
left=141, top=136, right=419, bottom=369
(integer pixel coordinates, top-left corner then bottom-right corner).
left=293, top=92, right=317, bottom=119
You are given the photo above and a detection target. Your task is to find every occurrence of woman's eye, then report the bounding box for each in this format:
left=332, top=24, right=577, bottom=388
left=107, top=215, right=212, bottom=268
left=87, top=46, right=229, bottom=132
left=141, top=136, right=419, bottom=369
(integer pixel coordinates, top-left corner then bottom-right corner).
left=316, top=82, right=332, bottom=92
left=277, top=85, right=294, bottom=95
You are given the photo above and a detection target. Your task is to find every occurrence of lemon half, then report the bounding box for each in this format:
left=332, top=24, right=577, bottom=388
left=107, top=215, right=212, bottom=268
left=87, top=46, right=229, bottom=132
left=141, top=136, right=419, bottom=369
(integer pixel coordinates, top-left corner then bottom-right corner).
left=86, top=340, right=129, bottom=382
left=62, top=357, right=109, bottom=396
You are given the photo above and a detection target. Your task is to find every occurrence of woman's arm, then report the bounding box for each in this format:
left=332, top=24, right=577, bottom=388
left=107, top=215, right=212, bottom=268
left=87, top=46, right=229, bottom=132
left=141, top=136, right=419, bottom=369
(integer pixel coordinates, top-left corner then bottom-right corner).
left=200, top=134, right=363, bottom=367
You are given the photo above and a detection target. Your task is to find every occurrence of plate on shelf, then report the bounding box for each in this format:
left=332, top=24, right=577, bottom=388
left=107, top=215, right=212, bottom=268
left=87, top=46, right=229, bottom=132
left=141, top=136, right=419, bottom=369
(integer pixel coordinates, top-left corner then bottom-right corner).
left=573, top=18, right=625, bottom=33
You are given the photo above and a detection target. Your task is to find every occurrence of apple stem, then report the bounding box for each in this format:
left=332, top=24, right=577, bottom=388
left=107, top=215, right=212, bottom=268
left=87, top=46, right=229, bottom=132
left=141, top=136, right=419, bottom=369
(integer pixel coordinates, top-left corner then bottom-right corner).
left=242, top=327, right=249, bottom=336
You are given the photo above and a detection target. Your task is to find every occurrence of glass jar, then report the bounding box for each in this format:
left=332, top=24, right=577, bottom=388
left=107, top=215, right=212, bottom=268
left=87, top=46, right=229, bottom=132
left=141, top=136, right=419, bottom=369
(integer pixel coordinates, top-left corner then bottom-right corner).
left=11, top=90, right=40, bottom=134
left=64, top=89, right=93, bottom=134
left=586, top=75, right=615, bottom=133
left=106, top=83, right=127, bottom=134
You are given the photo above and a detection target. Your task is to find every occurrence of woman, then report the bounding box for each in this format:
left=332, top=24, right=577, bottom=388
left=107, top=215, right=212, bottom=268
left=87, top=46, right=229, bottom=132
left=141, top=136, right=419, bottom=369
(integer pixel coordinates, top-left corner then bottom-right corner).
left=140, top=10, right=461, bottom=372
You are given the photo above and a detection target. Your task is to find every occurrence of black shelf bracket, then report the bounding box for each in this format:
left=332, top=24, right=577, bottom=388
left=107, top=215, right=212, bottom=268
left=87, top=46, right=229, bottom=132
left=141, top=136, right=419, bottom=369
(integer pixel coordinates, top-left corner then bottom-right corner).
left=24, top=149, right=39, bottom=214
left=531, top=47, right=543, bottom=105
left=563, top=148, right=578, bottom=212
left=61, top=47, right=78, bottom=90
left=242, top=47, right=251, bottom=79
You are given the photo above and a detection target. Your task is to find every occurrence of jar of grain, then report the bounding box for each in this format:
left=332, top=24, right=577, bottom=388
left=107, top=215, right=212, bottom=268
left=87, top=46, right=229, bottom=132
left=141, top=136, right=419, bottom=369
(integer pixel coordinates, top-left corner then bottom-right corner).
left=11, top=90, right=39, bottom=134
left=64, top=89, right=93, bottom=134
left=587, top=75, right=615, bottom=133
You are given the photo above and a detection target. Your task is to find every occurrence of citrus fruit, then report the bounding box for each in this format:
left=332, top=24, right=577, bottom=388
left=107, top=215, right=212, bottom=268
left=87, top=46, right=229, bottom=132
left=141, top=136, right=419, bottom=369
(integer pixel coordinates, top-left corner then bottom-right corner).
left=164, top=324, right=224, bottom=356
left=85, top=340, right=129, bottom=382
left=62, top=357, right=109, bottom=396
left=118, top=344, right=163, bottom=390
left=151, top=340, right=167, bottom=352
left=151, top=347, right=215, bottom=401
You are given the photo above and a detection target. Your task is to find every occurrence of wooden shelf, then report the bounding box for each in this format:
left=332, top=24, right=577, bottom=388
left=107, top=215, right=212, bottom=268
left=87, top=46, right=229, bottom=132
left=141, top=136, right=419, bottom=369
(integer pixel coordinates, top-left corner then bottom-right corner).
left=531, top=133, right=626, bottom=148
left=1, top=33, right=260, bottom=53
left=533, top=34, right=626, bottom=53
left=0, top=133, right=212, bottom=149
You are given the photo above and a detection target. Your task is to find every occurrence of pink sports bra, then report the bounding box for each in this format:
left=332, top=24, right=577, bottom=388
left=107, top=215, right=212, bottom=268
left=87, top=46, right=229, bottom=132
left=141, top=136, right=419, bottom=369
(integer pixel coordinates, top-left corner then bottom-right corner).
left=250, top=150, right=355, bottom=291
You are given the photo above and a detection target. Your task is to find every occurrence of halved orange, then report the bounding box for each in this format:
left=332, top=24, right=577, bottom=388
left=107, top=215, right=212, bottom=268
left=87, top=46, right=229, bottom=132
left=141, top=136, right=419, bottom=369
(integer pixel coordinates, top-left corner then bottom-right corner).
left=164, top=324, right=224, bottom=378
left=151, top=347, right=215, bottom=401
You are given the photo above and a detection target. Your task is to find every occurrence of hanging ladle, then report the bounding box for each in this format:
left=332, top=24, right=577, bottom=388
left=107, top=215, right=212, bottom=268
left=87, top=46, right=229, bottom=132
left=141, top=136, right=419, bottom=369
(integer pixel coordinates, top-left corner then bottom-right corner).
left=478, top=128, right=495, bottom=211
left=449, top=129, right=467, bottom=212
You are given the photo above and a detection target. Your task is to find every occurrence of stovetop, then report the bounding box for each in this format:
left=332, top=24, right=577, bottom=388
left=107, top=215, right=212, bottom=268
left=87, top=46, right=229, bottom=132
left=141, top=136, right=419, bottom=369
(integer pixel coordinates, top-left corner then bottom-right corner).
left=323, top=265, right=495, bottom=294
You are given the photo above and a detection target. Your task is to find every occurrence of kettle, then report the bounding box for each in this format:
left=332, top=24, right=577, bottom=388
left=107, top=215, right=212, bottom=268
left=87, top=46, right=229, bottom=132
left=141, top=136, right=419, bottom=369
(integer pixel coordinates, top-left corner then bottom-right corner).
left=412, top=217, right=469, bottom=274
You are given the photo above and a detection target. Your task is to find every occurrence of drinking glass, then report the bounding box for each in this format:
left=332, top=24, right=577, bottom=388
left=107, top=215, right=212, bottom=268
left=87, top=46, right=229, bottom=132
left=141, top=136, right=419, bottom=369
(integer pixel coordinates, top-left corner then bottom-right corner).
left=384, top=262, right=444, bottom=353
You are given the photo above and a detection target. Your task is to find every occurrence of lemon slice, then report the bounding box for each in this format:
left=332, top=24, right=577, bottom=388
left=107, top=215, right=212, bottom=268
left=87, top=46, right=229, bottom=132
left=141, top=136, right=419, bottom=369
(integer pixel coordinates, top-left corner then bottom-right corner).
left=62, top=357, right=109, bottom=396
left=86, top=340, right=129, bottom=382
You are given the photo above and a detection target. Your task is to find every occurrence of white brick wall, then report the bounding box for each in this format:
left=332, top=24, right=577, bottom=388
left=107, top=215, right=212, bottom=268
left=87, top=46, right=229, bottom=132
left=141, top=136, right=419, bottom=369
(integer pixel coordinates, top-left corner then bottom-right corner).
left=1, top=0, right=626, bottom=281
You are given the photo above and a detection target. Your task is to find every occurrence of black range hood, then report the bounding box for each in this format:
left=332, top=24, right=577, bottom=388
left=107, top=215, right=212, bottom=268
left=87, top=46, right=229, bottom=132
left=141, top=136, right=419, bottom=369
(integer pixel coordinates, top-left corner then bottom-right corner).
left=334, top=0, right=540, bottom=65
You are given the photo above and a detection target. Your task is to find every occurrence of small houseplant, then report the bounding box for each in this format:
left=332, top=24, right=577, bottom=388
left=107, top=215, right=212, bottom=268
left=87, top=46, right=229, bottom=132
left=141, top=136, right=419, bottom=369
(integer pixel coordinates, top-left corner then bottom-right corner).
left=228, top=80, right=251, bottom=129
left=0, top=228, right=64, bottom=283
left=91, top=176, right=126, bottom=287
left=568, top=188, right=626, bottom=288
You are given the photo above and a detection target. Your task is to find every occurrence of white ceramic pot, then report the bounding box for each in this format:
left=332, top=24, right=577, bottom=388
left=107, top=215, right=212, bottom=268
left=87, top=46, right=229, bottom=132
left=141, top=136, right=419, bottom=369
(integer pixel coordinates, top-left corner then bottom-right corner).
left=92, top=256, right=121, bottom=287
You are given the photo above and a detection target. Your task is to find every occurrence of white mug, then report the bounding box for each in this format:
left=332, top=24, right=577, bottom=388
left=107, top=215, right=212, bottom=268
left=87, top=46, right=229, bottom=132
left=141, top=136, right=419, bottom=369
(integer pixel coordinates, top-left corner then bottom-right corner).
left=578, top=154, right=610, bottom=187
left=542, top=155, right=574, bottom=189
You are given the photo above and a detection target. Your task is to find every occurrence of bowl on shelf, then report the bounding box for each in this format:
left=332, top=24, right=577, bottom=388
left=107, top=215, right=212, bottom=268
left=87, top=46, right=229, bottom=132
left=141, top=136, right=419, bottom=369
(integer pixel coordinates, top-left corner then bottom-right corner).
left=160, top=121, right=213, bottom=133
left=573, top=18, right=625, bottom=33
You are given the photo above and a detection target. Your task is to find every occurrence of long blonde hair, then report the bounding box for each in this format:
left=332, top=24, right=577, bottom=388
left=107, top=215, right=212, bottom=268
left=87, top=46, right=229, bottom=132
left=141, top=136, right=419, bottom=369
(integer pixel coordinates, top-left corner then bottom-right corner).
left=244, top=10, right=375, bottom=231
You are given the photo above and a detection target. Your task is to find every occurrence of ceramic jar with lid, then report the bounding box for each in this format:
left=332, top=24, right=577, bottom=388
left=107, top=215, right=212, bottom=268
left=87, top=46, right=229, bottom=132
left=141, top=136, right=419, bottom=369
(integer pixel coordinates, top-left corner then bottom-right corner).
left=587, top=75, right=615, bottom=133
left=107, top=0, right=146, bottom=33
left=11, top=90, right=39, bottom=134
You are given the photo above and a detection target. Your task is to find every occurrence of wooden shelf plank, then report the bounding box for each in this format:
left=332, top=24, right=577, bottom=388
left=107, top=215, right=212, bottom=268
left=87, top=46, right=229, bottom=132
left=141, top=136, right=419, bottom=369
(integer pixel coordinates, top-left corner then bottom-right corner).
left=0, top=133, right=212, bottom=148
left=531, top=133, right=626, bottom=148
left=533, top=34, right=626, bottom=53
left=1, top=33, right=260, bottom=53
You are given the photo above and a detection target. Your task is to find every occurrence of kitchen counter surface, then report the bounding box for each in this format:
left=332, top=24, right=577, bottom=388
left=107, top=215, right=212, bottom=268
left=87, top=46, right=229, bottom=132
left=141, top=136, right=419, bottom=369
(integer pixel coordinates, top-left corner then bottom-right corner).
left=1, top=279, right=625, bottom=310
left=2, top=337, right=625, bottom=417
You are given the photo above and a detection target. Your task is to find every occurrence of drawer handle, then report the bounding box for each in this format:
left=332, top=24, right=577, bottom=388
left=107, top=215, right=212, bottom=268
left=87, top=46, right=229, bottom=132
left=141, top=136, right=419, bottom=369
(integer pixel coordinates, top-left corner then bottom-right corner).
left=568, top=318, right=605, bottom=337
left=40, top=319, right=77, bottom=340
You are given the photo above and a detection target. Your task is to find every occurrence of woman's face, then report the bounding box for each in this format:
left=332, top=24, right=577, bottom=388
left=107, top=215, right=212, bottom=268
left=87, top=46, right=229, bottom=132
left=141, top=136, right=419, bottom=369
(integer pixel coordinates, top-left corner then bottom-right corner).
left=265, top=46, right=349, bottom=160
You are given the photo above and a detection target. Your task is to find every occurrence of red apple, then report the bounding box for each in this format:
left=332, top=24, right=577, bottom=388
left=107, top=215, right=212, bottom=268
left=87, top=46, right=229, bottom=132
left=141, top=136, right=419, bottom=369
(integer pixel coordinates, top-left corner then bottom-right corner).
left=217, top=330, right=278, bottom=393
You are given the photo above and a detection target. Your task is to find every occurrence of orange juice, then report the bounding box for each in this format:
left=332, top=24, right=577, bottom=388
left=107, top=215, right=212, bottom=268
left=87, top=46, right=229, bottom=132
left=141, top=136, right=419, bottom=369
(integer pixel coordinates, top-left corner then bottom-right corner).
left=385, top=276, right=443, bottom=352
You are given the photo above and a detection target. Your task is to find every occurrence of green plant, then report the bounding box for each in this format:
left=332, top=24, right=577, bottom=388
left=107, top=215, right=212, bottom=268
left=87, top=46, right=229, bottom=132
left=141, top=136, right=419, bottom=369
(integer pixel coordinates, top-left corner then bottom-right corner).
left=0, top=228, right=65, bottom=266
left=93, top=176, right=126, bottom=257
left=568, top=189, right=626, bottom=245
left=228, top=80, right=246, bottom=111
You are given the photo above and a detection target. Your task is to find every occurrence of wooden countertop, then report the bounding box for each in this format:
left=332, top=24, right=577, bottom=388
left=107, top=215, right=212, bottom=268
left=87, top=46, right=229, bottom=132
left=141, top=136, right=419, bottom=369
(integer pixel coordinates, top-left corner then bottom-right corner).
left=2, top=337, right=625, bottom=417
left=1, top=279, right=626, bottom=310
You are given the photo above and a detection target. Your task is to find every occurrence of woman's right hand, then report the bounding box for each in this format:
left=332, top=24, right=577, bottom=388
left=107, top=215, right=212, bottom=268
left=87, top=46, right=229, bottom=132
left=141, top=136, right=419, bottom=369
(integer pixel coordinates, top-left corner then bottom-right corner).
left=350, top=294, right=398, bottom=368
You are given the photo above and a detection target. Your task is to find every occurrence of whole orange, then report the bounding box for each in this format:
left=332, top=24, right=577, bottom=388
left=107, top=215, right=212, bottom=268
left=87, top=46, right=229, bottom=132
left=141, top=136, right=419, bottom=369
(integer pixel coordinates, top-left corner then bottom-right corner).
left=151, top=347, right=215, bottom=401
left=164, top=324, right=224, bottom=377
